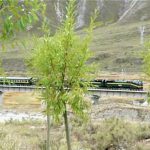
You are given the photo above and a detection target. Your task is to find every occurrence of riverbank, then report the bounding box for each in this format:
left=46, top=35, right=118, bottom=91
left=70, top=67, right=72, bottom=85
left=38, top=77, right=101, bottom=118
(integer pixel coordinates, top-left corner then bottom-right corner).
left=0, top=93, right=150, bottom=149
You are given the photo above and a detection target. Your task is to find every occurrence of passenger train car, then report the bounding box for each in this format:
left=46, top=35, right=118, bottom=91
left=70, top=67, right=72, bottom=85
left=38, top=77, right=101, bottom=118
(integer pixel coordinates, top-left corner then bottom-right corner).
left=0, top=77, right=33, bottom=85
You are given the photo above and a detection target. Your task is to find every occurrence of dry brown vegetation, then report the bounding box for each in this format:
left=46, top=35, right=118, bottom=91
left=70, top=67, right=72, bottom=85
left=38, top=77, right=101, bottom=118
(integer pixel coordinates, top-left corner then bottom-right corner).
left=3, top=92, right=41, bottom=111
left=0, top=118, right=150, bottom=150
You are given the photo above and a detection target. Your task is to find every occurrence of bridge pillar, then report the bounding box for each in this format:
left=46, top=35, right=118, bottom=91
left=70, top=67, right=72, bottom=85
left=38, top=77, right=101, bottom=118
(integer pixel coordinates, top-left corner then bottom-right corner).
left=0, top=91, right=3, bottom=106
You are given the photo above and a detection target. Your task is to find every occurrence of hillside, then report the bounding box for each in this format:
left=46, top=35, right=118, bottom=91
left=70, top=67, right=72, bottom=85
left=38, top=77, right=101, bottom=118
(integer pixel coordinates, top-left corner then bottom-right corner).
left=0, top=0, right=150, bottom=76
left=90, top=20, right=150, bottom=72
left=45, top=0, right=150, bottom=29
left=0, top=20, right=150, bottom=76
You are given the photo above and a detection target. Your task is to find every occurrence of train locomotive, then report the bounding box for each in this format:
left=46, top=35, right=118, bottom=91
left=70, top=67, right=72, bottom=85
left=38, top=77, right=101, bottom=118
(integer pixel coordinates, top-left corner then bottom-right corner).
left=90, top=79, right=143, bottom=90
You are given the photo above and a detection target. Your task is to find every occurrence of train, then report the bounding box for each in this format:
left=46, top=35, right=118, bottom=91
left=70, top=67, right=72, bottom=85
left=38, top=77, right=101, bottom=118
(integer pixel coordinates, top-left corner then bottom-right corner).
left=0, top=77, right=34, bottom=86
left=90, top=79, right=143, bottom=90
left=0, top=77, right=143, bottom=90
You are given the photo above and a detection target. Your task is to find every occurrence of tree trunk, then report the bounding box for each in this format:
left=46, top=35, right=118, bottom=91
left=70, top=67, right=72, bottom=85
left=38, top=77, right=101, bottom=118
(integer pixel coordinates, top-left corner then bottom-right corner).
left=63, top=103, right=71, bottom=150
left=47, top=113, right=51, bottom=150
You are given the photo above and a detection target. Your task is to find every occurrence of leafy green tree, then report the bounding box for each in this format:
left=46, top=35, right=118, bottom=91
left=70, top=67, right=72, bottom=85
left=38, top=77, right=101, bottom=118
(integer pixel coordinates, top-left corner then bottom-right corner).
left=143, top=41, right=150, bottom=102
left=143, top=41, right=150, bottom=76
left=29, top=0, right=97, bottom=149
left=0, top=0, right=45, bottom=39
left=0, top=0, right=45, bottom=74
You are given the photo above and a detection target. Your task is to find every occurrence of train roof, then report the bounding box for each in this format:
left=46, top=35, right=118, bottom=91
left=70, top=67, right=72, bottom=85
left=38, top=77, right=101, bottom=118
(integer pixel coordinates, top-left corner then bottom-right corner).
left=0, top=77, right=32, bottom=80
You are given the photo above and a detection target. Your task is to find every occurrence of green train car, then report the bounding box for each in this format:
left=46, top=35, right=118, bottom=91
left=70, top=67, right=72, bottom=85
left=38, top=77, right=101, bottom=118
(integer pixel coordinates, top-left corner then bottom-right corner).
left=90, top=79, right=143, bottom=90
left=0, top=77, right=33, bottom=85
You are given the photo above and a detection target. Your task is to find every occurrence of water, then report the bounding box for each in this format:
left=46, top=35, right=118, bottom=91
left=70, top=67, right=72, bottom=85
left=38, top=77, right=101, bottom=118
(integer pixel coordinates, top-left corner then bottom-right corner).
left=133, top=99, right=149, bottom=107
left=76, top=0, right=86, bottom=29
left=0, top=110, right=46, bottom=123
left=121, top=68, right=125, bottom=79
left=139, top=26, right=145, bottom=45
left=55, top=0, right=63, bottom=22
left=118, top=0, right=138, bottom=22
left=97, top=0, right=104, bottom=10
left=0, top=91, right=47, bottom=123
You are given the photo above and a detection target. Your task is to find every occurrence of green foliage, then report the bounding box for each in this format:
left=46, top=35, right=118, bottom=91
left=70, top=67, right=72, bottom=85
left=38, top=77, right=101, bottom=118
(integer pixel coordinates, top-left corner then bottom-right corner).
left=142, top=40, right=150, bottom=101
left=135, top=123, right=150, bottom=140
left=87, top=118, right=136, bottom=150
left=29, top=0, right=97, bottom=122
left=142, top=40, right=150, bottom=76
left=71, top=118, right=150, bottom=149
left=0, top=0, right=46, bottom=39
left=0, top=60, right=4, bottom=75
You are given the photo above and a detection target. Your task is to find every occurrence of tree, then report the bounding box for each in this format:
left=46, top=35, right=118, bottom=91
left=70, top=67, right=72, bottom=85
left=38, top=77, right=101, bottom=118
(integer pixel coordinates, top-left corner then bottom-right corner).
left=29, top=0, right=97, bottom=149
left=0, top=0, right=45, bottom=39
left=0, top=0, right=45, bottom=74
left=143, top=41, right=150, bottom=76
left=142, top=41, right=150, bottom=104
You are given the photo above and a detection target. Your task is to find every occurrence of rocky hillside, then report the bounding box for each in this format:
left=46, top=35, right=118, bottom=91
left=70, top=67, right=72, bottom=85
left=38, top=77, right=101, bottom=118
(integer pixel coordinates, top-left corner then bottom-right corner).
left=45, top=0, right=150, bottom=29
left=1, top=0, right=150, bottom=75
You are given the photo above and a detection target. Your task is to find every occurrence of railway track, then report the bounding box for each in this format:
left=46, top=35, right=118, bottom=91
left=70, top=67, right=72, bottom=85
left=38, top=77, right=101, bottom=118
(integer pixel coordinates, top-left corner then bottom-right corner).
left=88, top=88, right=148, bottom=98
left=0, top=85, right=148, bottom=99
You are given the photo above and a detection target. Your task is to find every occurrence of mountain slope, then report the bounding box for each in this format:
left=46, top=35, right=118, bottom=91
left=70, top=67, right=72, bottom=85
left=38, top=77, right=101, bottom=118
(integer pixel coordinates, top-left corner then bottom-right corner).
left=90, top=20, right=150, bottom=72
left=49, top=0, right=150, bottom=28
left=1, top=0, right=150, bottom=75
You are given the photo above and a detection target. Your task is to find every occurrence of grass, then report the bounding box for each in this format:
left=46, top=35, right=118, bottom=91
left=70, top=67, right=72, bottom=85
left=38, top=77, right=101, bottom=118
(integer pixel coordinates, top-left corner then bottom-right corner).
left=0, top=120, right=46, bottom=150
left=3, top=92, right=41, bottom=111
left=0, top=118, right=150, bottom=149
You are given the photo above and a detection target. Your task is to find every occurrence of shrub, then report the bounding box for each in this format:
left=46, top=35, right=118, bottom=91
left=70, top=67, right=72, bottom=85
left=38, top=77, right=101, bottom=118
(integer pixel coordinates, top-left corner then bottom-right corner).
left=87, top=118, right=137, bottom=150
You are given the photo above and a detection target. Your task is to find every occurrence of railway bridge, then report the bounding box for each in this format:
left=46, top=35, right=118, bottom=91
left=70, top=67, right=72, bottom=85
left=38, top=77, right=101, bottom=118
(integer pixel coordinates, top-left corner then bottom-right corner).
left=88, top=88, right=148, bottom=99
left=0, top=85, right=148, bottom=103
